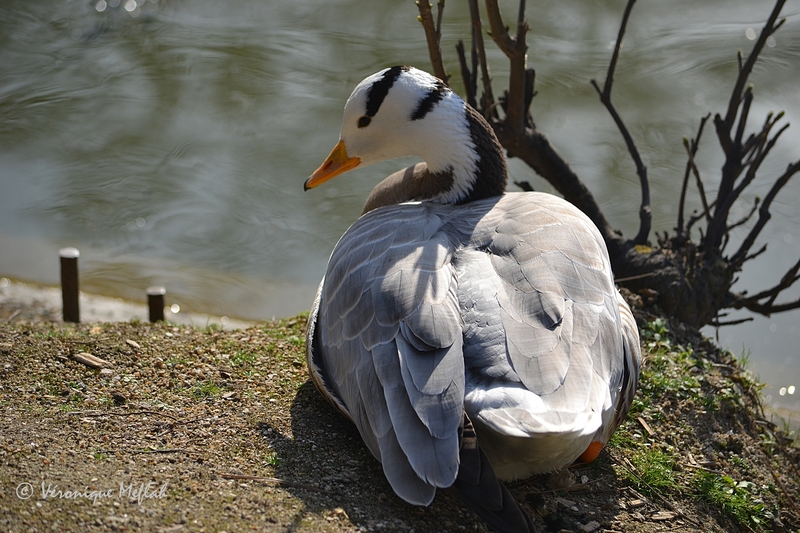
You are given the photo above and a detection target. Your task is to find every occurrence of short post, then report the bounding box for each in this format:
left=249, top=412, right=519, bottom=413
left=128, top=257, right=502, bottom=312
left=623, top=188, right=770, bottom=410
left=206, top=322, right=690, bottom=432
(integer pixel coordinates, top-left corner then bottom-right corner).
left=59, top=247, right=80, bottom=323
left=147, top=286, right=166, bottom=322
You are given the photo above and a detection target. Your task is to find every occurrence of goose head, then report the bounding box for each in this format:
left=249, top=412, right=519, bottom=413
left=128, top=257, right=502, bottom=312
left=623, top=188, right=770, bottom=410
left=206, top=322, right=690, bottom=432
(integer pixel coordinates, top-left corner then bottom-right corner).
left=304, top=66, right=508, bottom=206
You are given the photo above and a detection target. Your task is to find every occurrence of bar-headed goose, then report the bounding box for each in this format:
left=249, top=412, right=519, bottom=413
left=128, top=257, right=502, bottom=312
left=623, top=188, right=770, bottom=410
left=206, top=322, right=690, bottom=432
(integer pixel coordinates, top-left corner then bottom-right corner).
left=304, top=66, right=641, bottom=532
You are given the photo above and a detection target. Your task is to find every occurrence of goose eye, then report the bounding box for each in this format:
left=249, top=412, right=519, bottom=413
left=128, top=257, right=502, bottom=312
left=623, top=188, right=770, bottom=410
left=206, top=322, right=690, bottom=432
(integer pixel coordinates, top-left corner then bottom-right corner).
left=357, top=116, right=372, bottom=128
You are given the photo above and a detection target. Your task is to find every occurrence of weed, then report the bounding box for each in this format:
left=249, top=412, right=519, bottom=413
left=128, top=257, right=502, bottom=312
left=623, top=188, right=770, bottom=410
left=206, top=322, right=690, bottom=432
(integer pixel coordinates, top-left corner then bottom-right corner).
left=231, top=350, right=258, bottom=366
left=625, top=448, right=678, bottom=497
left=264, top=451, right=280, bottom=467
left=192, top=381, right=222, bottom=399
left=694, top=471, right=775, bottom=530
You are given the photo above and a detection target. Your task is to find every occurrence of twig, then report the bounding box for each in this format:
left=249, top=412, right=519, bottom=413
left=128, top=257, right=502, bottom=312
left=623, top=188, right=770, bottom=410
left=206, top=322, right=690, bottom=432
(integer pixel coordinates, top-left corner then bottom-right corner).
left=67, top=409, right=180, bottom=422
left=711, top=317, right=754, bottom=327
left=614, top=272, right=655, bottom=283
left=591, top=0, right=651, bottom=244
left=725, top=196, right=760, bottom=233
left=416, top=1, right=448, bottom=83
left=737, top=256, right=800, bottom=315
left=220, top=473, right=334, bottom=494
left=455, top=41, right=477, bottom=109
left=72, top=352, right=111, bottom=369
left=95, top=448, right=187, bottom=455
left=6, top=309, right=21, bottom=322
left=682, top=137, right=712, bottom=223
left=484, top=0, right=528, bottom=133
left=677, top=114, right=710, bottom=237
left=468, top=0, right=496, bottom=118
left=731, top=160, right=800, bottom=267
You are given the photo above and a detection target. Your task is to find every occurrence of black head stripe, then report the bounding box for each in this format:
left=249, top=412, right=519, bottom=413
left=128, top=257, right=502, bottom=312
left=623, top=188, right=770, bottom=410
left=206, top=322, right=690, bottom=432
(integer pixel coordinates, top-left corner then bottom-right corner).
left=365, top=66, right=408, bottom=118
left=411, top=79, right=449, bottom=121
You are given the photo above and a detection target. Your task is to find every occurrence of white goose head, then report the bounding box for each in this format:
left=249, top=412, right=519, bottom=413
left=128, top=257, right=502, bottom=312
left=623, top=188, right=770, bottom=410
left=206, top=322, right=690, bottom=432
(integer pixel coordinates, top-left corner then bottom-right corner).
left=304, top=66, right=507, bottom=207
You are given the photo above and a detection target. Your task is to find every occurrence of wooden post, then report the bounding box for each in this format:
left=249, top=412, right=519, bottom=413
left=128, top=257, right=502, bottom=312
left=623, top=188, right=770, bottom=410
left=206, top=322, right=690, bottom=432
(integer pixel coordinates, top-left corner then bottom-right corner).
left=147, top=286, right=166, bottom=322
left=59, top=247, right=80, bottom=323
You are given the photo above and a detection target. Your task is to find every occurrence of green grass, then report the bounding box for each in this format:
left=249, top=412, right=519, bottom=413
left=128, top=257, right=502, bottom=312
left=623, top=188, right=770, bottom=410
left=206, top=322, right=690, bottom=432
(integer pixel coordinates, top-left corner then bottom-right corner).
left=230, top=349, right=258, bottom=366
left=192, top=380, right=223, bottom=399
left=625, top=448, right=678, bottom=497
left=694, top=471, right=776, bottom=530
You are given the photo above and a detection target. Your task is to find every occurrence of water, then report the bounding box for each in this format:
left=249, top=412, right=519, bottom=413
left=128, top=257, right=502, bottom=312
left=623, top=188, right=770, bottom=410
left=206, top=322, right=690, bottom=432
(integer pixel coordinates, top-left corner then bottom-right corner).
left=1, top=0, right=798, bottom=416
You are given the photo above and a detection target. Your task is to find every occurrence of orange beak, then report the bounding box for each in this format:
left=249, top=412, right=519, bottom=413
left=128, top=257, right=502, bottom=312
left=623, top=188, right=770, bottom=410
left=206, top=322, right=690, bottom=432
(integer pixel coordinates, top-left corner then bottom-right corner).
left=304, top=140, right=361, bottom=191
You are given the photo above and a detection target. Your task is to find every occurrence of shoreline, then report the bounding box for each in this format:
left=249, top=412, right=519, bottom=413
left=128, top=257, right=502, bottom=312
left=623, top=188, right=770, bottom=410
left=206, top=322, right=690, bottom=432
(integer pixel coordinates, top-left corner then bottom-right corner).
left=0, top=277, right=254, bottom=331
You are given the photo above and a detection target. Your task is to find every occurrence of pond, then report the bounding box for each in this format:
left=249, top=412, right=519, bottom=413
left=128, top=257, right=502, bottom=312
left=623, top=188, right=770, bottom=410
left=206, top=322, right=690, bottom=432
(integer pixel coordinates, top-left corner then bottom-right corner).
left=1, top=0, right=798, bottom=417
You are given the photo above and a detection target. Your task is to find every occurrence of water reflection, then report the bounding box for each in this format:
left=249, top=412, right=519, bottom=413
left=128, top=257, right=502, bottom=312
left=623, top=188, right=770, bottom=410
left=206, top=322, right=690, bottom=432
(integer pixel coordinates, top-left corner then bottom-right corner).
left=0, top=0, right=798, bottom=412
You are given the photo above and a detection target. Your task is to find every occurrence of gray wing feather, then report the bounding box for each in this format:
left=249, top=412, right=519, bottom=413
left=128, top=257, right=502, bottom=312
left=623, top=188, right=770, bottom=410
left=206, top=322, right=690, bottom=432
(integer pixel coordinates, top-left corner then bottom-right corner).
left=462, top=193, right=625, bottom=435
left=317, top=204, right=465, bottom=502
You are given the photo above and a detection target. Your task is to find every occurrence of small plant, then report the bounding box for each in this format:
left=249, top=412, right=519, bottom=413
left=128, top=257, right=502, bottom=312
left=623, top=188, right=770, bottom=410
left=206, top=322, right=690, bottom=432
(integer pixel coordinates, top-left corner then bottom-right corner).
left=192, top=380, right=222, bottom=399
left=626, top=448, right=678, bottom=497
left=694, top=471, right=776, bottom=530
left=230, top=350, right=258, bottom=366
left=264, top=451, right=280, bottom=467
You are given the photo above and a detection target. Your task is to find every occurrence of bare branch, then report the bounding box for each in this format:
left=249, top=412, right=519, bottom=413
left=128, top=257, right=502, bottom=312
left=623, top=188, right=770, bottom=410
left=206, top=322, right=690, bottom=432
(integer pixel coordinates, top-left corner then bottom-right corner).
left=682, top=137, right=712, bottom=223
left=455, top=41, right=478, bottom=109
left=687, top=197, right=717, bottom=235
left=468, top=0, right=496, bottom=117
left=707, top=1, right=786, bottom=249
left=726, top=196, right=760, bottom=233
left=712, top=317, right=755, bottom=327
left=416, top=1, right=448, bottom=83
left=731, top=160, right=800, bottom=267
left=591, top=0, right=650, bottom=244
left=435, top=0, right=444, bottom=36
left=734, top=86, right=754, bottom=148
left=729, top=256, right=800, bottom=316
left=484, top=0, right=528, bottom=133
left=677, top=114, right=711, bottom=237
left=721, top=0, right=785, bottom=132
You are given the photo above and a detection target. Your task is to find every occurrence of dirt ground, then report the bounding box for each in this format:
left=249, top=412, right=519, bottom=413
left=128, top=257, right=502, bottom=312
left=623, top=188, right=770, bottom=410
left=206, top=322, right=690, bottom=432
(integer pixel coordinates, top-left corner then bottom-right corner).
left=0, top=289, right=798, bottom=532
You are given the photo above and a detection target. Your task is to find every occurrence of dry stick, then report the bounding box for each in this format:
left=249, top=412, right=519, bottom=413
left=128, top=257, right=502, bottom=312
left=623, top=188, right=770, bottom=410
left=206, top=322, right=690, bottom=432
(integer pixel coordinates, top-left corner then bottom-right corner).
left=590, top=0, right=650, bottom=245
left=468, top=0, right=496, bottom=117
left=435, top=0, right=444, bottom=36
left=740, top=256, right=800, bottom=313
left=731, top=159, right=800, bottom=267
left=96, top=448, right=187, bottom=455
left=725, top=197, right=760, bottom=233
left=455, top=41, right=478, bottom=109
left=483, top=0, right=528, bottom=133
left=681, top=138, right=712, bottom=223
left=416, top=1, right=448, bottom=83
left=733, top=87, right=754, bottom=148
left=67, top=409, right=179, bottom=422
left=677, top=114, right=711, bottom=237
left=219, top=473, right=333, bottom=495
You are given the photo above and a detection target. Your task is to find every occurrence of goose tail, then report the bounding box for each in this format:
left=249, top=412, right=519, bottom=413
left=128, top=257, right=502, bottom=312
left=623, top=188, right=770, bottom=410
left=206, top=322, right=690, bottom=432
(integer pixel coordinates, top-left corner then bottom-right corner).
left=449, top=413, right=535, bottom=533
